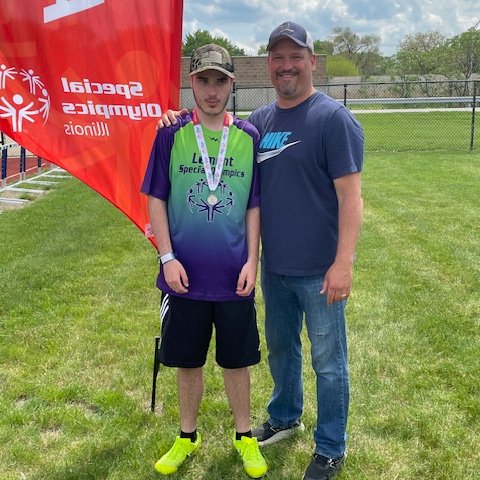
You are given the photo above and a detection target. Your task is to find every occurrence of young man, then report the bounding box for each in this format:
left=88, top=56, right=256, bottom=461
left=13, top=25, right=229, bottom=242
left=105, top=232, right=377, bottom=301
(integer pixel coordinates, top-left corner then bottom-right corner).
left=141, top=44, right=267, bottom=478
left=158, top=23, right=364, bottom=480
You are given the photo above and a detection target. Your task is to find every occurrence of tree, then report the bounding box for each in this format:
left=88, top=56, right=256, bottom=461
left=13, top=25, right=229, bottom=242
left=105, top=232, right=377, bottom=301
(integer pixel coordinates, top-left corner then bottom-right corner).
left=394, top=31, right=448, bottom=78
left=326, top=55, right=359, bottom=76
left=331, top=27, right=381, bottom=75
left=314, top=40, right=334, bottom=56
left=447, top=27, right=480, bottom=80
left=377, top=56, right=396, bottom=75
left=257, top=44, right=267, bottom=55
left=183, top=30, right=245, bottom=56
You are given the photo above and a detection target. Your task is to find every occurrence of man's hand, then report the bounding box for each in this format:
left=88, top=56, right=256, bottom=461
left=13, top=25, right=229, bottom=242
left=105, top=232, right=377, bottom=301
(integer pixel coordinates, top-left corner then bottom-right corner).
left=236, top=261, right=257, bottom=297
left=320, top=260, right=353, bottom=305
left=163, top=259, right=189, bottom=294
left=156, top=108, right=187, bottom=130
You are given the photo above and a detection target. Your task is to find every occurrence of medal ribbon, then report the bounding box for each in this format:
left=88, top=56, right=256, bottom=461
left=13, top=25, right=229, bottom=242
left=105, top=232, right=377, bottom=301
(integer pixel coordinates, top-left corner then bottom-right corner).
left=192, top=108, right=230, bottom=192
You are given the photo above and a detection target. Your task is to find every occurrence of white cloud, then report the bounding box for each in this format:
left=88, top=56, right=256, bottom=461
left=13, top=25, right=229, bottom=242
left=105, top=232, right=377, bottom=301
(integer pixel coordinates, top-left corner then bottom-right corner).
left=182, top=0, right=479, bottom=56
left=322, top=0, right=349, bottom=20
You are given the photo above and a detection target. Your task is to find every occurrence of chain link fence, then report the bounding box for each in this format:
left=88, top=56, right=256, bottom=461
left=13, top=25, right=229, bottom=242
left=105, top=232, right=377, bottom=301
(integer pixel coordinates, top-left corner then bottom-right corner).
left=181, top=80, right=479, bottom=152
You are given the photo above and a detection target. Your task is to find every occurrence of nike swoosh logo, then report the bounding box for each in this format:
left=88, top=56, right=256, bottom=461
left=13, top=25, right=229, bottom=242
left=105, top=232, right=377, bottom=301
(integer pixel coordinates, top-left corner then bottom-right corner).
left=256, top=141, right=301, bottom=163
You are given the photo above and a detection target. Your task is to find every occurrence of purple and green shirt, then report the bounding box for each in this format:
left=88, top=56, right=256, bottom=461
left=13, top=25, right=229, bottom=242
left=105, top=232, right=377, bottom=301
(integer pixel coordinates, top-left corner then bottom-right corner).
left=141, top=113, right=260, bottom=301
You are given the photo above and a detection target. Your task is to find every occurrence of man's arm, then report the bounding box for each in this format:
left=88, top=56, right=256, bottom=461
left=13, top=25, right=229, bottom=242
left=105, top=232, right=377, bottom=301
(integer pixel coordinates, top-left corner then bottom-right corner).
left=321, top=172, right=363, bottom=305
left=236, top=206, right=260, bottom=297
left=148, top=195, right=189, bottom=294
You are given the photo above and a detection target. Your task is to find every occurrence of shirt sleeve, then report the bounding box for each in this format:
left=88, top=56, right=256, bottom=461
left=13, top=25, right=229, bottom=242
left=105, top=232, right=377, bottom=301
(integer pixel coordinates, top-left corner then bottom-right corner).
left=246, top=124, right=261, bottom=209
left=325, top=106, right=364, bottom=179
left=140, top=123, right=179, bottom=200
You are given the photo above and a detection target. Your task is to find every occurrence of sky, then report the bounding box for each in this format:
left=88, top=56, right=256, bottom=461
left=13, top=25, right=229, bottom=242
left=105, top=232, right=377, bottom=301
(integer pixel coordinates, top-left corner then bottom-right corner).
left=182, top=0, right=479, bottom=57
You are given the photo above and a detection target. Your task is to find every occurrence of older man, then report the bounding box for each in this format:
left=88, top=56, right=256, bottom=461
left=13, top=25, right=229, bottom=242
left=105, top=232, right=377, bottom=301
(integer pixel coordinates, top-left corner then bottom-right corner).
left=249, top=22, right=364, bottom=480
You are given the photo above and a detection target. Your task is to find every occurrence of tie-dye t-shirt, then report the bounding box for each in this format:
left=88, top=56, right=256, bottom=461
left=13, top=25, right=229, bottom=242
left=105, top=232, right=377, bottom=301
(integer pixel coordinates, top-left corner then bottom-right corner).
left=141, top=113, right=260, bottom=301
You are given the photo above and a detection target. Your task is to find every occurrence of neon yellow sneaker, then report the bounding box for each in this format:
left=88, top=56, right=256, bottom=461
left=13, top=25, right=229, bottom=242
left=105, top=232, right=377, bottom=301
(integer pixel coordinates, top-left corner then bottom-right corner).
left=154, top=434, right=201, bottom=475
left=233, top=434, right=268, bottom=478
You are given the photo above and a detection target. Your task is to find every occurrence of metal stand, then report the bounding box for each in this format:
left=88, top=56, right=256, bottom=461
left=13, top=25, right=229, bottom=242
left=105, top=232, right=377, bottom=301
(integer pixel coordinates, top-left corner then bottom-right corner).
left=150, top=336, right=161, bottom=412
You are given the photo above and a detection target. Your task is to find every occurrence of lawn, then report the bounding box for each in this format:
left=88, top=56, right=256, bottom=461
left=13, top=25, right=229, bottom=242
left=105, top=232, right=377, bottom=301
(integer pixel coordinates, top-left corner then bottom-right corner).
left=0, top=150, right=479, bottom=479
left=355, top=110, right=478, bottom=152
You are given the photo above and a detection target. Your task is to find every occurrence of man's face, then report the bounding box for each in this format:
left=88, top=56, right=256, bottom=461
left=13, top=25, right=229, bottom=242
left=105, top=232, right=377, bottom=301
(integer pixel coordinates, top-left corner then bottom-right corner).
left=191, top=70, right=233, bottom=118
left=267, top=39, right=316, bottom=105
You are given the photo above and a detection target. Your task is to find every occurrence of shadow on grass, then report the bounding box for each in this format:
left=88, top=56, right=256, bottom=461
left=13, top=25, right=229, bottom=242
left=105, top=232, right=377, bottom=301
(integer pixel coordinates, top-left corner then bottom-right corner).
left=259, top=441, right=309, bottom=480
left=29, top=440, right=130, bottom=480
left=199, top=450, right=247, bottom=480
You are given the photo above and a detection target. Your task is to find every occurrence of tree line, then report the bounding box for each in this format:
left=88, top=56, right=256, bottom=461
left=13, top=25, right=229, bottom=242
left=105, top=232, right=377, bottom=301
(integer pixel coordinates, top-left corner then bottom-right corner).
left=183, top=24, right=480, bottom=80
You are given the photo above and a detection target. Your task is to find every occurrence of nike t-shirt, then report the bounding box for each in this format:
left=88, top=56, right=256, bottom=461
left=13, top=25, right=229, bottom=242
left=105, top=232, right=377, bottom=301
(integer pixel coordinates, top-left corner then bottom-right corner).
left=249, top=91, right=363, bottom=276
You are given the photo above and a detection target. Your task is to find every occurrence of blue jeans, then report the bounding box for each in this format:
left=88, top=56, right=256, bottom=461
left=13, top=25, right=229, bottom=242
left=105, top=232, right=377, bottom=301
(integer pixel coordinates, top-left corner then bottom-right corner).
left=261, top=269, right=349, bottom=458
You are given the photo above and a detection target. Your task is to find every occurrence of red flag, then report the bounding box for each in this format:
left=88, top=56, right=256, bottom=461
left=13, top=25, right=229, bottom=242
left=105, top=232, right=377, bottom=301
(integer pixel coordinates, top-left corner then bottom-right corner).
left=0, top=0, right=183, bottom=244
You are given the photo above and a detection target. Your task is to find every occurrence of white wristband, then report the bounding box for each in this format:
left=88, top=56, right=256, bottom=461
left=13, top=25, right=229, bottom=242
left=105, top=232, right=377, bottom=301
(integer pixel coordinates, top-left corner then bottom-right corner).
left=159, top=252, right=176, bottom=265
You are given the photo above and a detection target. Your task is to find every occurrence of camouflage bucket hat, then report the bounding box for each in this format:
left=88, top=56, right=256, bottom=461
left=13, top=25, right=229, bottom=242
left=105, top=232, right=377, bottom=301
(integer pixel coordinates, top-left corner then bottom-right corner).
left=189, top=43, right=235, bottom=78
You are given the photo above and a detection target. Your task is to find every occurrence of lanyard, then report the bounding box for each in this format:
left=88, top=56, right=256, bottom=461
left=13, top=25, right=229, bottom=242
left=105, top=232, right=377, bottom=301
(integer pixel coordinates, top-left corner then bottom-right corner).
left=192, top=108, right=230, bottom=192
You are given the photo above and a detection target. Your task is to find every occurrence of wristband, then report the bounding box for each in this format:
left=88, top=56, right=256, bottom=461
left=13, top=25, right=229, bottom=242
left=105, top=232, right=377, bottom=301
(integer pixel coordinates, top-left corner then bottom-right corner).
left=159, top=252, right=176, bottom=265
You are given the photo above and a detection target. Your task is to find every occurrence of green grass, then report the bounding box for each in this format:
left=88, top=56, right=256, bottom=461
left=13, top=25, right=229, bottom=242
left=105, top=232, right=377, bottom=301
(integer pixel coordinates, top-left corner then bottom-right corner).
left=355, top=110, right=478, bottom=152
left=1, top=151, right=479, bottom=479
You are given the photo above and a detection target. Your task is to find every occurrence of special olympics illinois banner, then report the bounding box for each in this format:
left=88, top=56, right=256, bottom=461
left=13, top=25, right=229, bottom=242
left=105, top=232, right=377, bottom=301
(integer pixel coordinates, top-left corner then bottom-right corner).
left=0, top=0, right=183, bottom=243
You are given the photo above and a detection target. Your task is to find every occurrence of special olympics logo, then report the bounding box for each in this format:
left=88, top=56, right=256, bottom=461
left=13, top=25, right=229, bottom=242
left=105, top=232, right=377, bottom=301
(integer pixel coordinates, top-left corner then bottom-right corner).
left=187, top=179, right=234, bottom=222
left=0, top=65, right=50, bottom=132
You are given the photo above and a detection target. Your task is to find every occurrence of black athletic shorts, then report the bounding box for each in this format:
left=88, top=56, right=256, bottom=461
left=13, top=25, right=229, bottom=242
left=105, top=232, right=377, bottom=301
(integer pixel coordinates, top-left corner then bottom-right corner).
left=158, top=294, right=261, bottom=369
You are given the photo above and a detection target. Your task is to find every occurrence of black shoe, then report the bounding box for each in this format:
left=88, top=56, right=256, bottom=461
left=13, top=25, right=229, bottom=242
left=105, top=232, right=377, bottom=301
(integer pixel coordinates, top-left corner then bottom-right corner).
left=303, top=453, right=345, bottom=480
left=252, top=420, right=304, bottom=446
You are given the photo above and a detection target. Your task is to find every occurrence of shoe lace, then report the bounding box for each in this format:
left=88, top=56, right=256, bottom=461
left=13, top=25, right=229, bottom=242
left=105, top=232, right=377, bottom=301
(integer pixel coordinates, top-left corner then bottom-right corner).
left=168, top=439, right=190, bottom=462
left=327, top=458, right=337, bottom=468
left=264, top=421, right=281, bottom=433
left=265, top=421, right=298, bottom=433
left=239, top=437, right=263, bottom=464
left=314, top=454, right=343, bottom=468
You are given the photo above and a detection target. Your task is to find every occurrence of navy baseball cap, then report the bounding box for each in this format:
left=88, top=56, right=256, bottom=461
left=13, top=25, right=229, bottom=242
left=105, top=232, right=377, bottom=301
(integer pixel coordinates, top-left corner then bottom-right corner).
left=267, top=21, right=314, bottom=52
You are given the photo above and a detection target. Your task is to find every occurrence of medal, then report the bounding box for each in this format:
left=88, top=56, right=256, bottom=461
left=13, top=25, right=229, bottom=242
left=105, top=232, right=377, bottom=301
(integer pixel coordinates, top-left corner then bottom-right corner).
left=192, top=109, right=230, bottom=198
left=207, top=194, right=218, bottom=205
